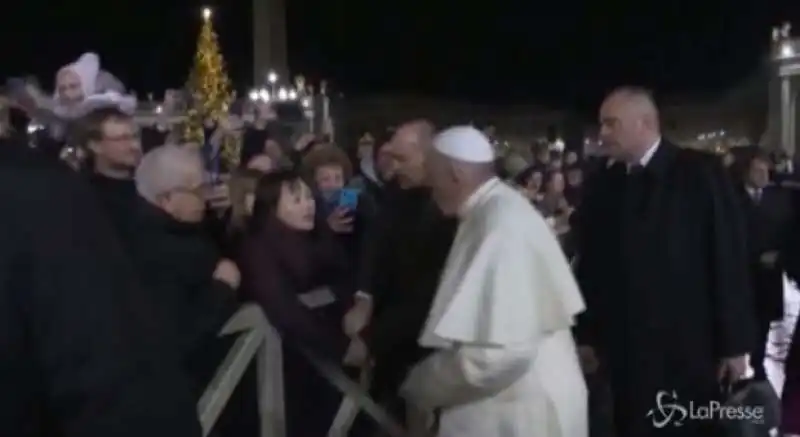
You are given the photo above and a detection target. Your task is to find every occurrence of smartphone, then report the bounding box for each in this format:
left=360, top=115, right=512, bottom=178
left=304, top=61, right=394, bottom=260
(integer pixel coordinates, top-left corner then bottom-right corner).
left=338, top=188, right=360, bottom=210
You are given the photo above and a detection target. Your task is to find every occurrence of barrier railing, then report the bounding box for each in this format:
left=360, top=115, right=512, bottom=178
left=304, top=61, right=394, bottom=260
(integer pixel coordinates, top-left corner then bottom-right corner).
left=197, top=304, right=408, bottom=437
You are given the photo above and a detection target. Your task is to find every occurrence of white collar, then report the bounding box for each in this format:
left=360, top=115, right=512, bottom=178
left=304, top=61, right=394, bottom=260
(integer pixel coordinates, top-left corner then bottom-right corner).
left=606, top=138, right=662, bottom=170
left=746, top=186, right=763, bottom=196
left=638, top=138, right=661, bottom=167
left=458, top=177, right=499, bottom=219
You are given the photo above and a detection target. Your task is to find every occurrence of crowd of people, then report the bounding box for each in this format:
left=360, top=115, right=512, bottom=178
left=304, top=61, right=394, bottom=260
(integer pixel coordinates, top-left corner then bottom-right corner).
left=4, top=52, right=800, bottom=437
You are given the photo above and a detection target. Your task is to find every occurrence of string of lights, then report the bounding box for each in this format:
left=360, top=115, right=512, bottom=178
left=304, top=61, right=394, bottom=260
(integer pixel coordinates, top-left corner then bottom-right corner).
left=183, top=7, right=239, bottom=166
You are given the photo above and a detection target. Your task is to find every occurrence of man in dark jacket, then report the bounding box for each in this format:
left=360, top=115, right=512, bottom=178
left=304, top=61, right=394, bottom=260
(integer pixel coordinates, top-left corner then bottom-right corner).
left=0, top=140, right=200, bottom=437
left=574, top=87, right=755, bottom=437
left=130, top=144, right=253, bottom=436
left=347, top=120, right=458, bottom=418
left=129, top=144, right=239, bottom=377
left=73, top=106, right=142, bottom=235
left=737, top=153, right=794, bottom=381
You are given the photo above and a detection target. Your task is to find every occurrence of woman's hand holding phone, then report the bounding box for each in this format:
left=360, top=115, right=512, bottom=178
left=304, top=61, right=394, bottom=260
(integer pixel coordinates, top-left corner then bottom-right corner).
left=327, top=207, right=354, bottom=233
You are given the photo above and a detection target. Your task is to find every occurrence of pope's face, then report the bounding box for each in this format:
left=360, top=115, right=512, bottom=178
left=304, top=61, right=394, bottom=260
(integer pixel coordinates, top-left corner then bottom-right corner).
left=56, top=69, right=84, bottom=105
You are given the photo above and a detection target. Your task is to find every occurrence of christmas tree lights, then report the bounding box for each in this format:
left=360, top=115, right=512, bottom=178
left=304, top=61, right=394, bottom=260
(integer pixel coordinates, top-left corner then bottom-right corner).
left=184, top=7, right=239, bottom=167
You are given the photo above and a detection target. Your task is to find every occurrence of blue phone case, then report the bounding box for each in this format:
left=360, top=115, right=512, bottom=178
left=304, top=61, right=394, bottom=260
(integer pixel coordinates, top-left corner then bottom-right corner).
left=338, top=189, right=359, bottom=209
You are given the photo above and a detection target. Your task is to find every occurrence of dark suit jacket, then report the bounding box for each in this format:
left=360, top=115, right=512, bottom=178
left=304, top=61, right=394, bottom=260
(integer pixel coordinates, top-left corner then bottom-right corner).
left=360, top=187, right=457, bottom=398
left=0, top=142, right=200, bottom=437
left=738, top=184, right=793, bottom=321
left=573, top=141, right=756, bottom=437
left=124, top=198, right=238, bottom=362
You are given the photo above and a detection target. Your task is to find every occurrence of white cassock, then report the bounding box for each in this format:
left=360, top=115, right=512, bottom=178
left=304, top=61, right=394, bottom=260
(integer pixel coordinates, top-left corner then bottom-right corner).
left=401, top=177, right=588, bottom=437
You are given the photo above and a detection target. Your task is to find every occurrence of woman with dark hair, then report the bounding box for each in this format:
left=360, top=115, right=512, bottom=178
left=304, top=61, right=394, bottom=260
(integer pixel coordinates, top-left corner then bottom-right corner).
left=238, top=169, right=360, bottom=437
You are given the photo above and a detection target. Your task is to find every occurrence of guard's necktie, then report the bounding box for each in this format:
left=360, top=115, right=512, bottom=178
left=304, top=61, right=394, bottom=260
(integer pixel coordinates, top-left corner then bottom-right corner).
left=627, top=163, right=645, bottom=176
left=624, top=164, right=647, bottom=215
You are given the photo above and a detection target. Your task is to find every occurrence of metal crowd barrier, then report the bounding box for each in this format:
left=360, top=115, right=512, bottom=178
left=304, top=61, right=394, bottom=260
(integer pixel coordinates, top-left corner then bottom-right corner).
left=197, top=304, right=408, bottom=437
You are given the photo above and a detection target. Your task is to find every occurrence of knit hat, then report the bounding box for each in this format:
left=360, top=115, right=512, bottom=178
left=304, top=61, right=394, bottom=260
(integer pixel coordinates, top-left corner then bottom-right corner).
left=73, top=91, right=137, bottom=117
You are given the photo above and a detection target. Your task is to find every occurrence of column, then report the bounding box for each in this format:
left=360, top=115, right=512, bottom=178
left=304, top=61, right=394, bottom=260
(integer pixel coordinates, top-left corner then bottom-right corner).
left=791, top=86, right=798, bottom=157
left=252, top=0, right=288, bottom=83
left=781, top=76, right=795, bottom=157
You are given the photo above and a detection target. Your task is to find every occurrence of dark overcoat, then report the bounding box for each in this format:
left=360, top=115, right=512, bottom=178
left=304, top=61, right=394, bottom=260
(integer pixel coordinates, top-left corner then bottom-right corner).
left=573, top=141, right=756, bottom=437
left=0, top=142, right=200, bottom=437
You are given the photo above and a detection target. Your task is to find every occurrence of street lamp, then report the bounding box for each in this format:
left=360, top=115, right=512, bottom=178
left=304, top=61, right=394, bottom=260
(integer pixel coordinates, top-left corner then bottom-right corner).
left=781, top=42, right=795, bottom=59
left=773, top=22, right=797, bottom=59
left=266, top=70, right=278, bottom=95
left=248, top=69, right=334, bottom=138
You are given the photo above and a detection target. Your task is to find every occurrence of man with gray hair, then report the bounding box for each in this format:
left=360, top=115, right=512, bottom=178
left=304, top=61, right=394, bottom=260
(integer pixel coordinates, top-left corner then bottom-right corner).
left=127, top=144, right=241, bottom=396
left=135, top=144, right=208, bottom=223
left=0, top=132, right=201, bottom=437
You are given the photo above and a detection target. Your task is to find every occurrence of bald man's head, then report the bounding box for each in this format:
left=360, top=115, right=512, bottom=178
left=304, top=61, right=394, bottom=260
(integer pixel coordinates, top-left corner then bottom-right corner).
left=599, top=86, right=662, bottom=162
left=385, top=119, right=435, bottom=188
left=392, top=119, right=434, bottom=151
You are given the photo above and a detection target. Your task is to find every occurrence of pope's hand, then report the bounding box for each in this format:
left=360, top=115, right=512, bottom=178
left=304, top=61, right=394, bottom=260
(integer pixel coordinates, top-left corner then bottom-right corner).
left=717, top=355, right=749, bottom=383
left=343, top=298, right=372, bottom=336
left=343, top=338, right=369, bottom=367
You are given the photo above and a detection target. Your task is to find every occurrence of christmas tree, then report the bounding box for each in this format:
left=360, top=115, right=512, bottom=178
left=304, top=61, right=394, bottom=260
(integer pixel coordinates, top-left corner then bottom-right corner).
left=184, top=7, right=239, bottom=166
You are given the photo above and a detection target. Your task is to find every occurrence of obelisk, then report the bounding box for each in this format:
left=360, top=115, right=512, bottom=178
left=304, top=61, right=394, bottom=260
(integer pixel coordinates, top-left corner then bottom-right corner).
left=253, top=0, right=288, bottom=84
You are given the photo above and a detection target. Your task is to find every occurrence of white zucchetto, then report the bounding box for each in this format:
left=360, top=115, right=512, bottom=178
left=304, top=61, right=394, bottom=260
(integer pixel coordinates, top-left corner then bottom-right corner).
left=433, top=125, right=496, bottom=163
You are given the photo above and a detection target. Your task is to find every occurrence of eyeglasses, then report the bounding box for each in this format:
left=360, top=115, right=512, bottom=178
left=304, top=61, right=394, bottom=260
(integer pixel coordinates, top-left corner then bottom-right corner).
left=169, top=183, right=210, bottom=199
left=102, top=133, right=140, bottom=143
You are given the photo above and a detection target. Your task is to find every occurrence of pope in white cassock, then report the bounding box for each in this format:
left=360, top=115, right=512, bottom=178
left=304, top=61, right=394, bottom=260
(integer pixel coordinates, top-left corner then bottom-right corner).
left=400, top=126, right=588, bottom=437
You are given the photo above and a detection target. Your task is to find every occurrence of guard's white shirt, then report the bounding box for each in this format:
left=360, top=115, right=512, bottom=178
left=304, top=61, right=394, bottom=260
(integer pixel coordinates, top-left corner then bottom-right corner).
left=626, top=138, right=660, bottom=172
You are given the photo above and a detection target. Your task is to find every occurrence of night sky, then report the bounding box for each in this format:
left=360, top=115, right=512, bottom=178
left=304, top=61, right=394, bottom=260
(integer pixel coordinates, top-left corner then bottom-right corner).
left=2, top=0, right=799, bottom=112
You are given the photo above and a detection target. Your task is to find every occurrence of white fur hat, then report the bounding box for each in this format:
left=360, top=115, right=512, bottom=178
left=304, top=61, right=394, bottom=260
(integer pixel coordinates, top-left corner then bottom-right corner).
left=75, top=91, right=137, bottom=117
left=58, top=52, right=100, bottom=97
